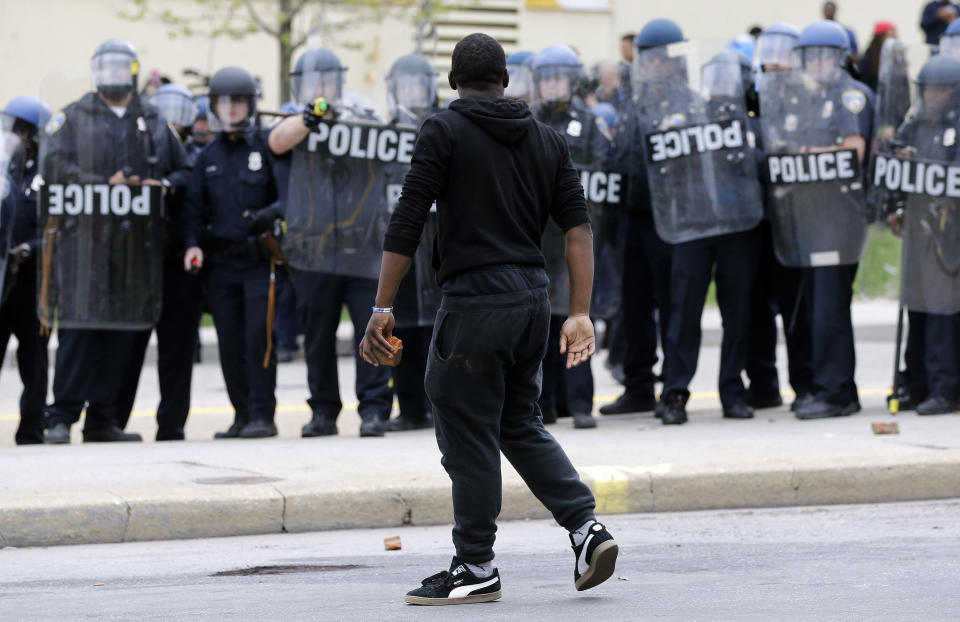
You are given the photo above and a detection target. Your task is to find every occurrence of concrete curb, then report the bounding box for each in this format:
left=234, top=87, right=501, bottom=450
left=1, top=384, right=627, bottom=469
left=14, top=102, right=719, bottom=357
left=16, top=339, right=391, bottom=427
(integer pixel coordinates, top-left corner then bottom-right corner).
left=3, top=452, right=959, bottom=548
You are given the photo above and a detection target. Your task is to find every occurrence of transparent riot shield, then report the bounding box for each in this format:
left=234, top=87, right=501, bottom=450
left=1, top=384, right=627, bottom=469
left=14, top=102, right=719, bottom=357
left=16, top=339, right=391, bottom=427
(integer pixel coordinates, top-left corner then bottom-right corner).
left=901, top=186, right=960, bottom=314
left=867, top=39, right=913, bottom=219
left=638, top=48, right=763, bottom=244
left=37, top=75, right=165, bottom=330
left=759, top=70, right=869, bottom=267
left=0, top=114, right=22, bottom=303
left=282, top=119, right=417, bottom=280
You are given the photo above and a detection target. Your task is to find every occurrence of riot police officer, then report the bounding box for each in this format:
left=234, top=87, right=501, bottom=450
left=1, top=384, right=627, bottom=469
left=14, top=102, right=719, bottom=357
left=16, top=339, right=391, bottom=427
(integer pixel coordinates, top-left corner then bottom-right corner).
left=383, top=53, right=439, bottom=432
left=111, top=83, right=203, bottom=440
left=761, top=21, right=874, bottom=420
left=188, top=95, right=214, bottom=159
left=42, top=39, right=190, bottom=444
left=268, top=47, right=393, bottom=437
left=744, top=22, right=816, bottom=411
left=184, top=66, right=282, bottom=439
left=504, top=50, right=535, bottom=103
left=599, top=20, right=677, bottom=418
left=884, top=54, right=960, bottom=415
left=531, top=44, right=611, bottom=429
left=0, top=96, right=50, bottom=444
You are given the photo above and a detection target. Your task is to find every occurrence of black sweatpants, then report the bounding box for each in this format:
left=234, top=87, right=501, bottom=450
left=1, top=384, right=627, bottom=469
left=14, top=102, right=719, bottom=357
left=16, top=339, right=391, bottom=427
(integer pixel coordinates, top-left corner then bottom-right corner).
left=425, top=265, right=596, bottom=564
left=662, top=228, right=759, bottom=407
left=0, top=262, right=48, bottom=444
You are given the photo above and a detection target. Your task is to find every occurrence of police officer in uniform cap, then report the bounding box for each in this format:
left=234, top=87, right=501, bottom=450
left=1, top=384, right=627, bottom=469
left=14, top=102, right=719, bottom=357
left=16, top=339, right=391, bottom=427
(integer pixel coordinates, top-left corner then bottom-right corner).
left=788, top=21, right=875, bottom=420
left=42, top=39, right=190, bottom=444
left=531, top=44, right=611, bottom=429
left=184, top=66, right=282, bottom=439
left=0, top=96, right=51, bottom=444
left=111, top=83, right=203, bottom=440
left=268, top=47, right=394, bottom=438
left=384, top=53, right=439, bottom=432
left=885, top=54, right=960, bottom=415
left=600, top=19, right=677, bottom=418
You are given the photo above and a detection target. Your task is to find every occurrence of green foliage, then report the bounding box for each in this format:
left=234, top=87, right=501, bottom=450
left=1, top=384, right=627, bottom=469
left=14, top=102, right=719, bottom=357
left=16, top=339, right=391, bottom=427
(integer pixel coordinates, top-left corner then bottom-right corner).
left=854, top=226, right=901, bottom=300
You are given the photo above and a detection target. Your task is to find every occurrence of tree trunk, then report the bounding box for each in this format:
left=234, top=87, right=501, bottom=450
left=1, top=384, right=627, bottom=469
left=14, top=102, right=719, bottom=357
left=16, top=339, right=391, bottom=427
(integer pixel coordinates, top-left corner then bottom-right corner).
left=278, top=0, right=293, bottom=104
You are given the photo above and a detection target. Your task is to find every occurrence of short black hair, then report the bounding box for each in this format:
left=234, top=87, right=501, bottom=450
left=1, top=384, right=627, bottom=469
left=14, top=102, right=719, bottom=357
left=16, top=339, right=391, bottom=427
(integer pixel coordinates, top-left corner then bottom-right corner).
left=450, top=33, right=506, bottom=89
left=621, top=33, right=636, bottom=42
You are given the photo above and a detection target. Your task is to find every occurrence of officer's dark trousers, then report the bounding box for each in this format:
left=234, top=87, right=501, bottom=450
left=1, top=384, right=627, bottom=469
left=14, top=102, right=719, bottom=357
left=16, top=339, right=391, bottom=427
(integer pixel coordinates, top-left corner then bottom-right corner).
left=745, top=220, right=814, bottom=396
left=809, top=264, right=859, bottom=405
left=662, top=228, right=759, bottom=407
left=294, top=270, right=392, bottom=422
left=391, top=325, right=433, bottom=420
left=0, top=263, right=48, bottom=444
left=620, top=211, right=672, bottom=399
left=540, top=315, right=594, bottom=415
left=274, top=272, right=300, bottom=352
left=47, top=329, right=139, bottom=432
left=902, top=311, right=959, bottom=401
left=208, top=260, right=277, bottom=426
left=115, top=262, right=203, bottom=438
left=425, top=265, right=596, bottom=563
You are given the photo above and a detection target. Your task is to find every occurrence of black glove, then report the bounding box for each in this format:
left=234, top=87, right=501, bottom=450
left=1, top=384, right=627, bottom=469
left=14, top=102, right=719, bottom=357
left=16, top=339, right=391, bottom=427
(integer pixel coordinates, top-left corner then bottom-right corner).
left=302, top=98, right=338, bottom=131
left=243, top=205, right=282, bottom=234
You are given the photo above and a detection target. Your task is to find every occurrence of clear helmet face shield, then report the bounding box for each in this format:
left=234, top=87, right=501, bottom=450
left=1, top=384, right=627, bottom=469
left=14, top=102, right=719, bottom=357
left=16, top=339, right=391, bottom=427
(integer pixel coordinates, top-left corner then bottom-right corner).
left=632, top=42, right=692, bottom=94
left=0, top=112, right=22, bottom=167
left=91, top=52, right=135, bottom=99
left=533, top=64, right=580, bottom=105
left=152, top=90, right=197, bottom=128
left=292, top=69, right=344, bottom=107
left=701, top=57, right=743, bottom=100
left=754, top=33, right=798, bottom=73
left=941, top=34, right=960, bottom=59
left=387, top=72, right=436, bottom=121
left=209, top=95, right=255, bottom=133
left=505, top=64, right=533, bottom=100
left=916, top=82, right=960, bottom=121
left=797, top=46, right=847, bottom=84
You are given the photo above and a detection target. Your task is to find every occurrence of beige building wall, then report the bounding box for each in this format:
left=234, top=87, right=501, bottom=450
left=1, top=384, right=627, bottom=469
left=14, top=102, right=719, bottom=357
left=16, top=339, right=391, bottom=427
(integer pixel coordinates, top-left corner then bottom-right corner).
left=0, top=0, right=941, bottom=114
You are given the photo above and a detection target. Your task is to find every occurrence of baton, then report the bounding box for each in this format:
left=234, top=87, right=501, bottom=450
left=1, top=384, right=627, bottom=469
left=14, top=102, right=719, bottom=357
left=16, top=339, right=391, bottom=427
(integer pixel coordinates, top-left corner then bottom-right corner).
left=888, top=303, right=905, bottom=415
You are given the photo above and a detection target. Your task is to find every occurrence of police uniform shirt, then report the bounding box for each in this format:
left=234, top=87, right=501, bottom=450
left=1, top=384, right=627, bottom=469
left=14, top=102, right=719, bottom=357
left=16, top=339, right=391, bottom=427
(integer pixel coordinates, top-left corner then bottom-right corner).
left=185, top=127, right=278, bottom=249
left=534, top=101, right=612, bottom=170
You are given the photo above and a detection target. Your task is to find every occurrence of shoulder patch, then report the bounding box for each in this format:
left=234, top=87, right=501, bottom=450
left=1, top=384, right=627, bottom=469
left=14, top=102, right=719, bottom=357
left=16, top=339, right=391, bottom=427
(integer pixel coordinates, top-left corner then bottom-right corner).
left=842, top=89, right=866, bottom=115
left=45, top=111, right=66, bottom=135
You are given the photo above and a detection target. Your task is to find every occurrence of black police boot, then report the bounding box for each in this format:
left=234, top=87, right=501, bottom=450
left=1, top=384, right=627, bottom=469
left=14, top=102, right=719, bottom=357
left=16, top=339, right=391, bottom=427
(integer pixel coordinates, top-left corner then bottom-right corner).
left=790, top=392, right=815, bottom=412
left=44, top=422, right=71, bottom=444
left=384, top=414, right=434, bottom=432
left=359, top=417, right=385, bottom=437
left=744, top=389, right=783, bottom=410
left=540, top=406, right=558, bottom=424
left=214, top=421, right=247, bottom=439
left=916, top=396, right=956, bottom=416
left=238, top=420, right=278, bottom=438
left=660, top=392, right=688, bottom=425
left=302, top=413, right=338, bottom=437
left=599, top=393, right=657, bottom=415
left=722, top=403, right=754, bottom=419
left=82, top=425, right=143, bottom=443
left=573, top=412, right=598, bottom=429
left=795, top=399, right=859, bottom=420
left=156, top=429, right=186, bottom=442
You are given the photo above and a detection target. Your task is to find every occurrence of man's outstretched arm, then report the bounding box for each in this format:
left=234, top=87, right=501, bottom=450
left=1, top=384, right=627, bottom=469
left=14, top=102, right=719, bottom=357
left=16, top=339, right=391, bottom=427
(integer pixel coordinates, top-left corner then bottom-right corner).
left=560, top=223, right=596, bottom=369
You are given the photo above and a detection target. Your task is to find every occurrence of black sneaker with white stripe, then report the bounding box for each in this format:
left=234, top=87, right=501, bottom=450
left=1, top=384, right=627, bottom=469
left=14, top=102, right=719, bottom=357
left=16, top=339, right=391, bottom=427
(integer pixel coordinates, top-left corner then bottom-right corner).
left=405, top=557, right=502, bottom=606
left=571, top=522, right=619, bottom=591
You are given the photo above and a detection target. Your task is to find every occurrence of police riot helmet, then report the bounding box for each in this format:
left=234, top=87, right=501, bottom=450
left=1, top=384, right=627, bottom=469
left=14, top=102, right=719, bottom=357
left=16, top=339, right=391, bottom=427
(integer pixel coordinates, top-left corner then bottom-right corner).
left=505, top=50, right=535, bottom=100
left=795, top=20, right=849, bottom=83
left=208, top=66, right=258, bottom=132
left=291, top=47, right=346, bottom=106
left=152, top=84, right=197, bottom=128
left=3, top=96, right=52, bottom=134
left=193, top=95, right=209, bottom=120
left=386, top=54, right=437, bottom=122
left=634, top=19, right=685, bottom=50
left=632, top=19, right=689, bottom=90
left=915, top=54, right=960, bottom=119
left=531, top=45, right=581, bottom=105
left=754, top=22, right=800, bottom=72
left=941, top=19, right=960, bottom=58
left=91, top=39, right=138, bottom=101
left=701, top=50, right=747, bottom=100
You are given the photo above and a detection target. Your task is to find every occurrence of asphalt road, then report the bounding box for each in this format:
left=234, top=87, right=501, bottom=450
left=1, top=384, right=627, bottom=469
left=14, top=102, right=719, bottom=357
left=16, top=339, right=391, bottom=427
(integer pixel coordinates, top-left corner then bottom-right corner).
left=2, top=500, right=958, bottom=621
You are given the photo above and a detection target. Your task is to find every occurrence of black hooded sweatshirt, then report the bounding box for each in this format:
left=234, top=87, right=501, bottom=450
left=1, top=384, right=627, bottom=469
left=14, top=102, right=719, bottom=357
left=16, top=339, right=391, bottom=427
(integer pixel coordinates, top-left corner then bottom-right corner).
left=383, top=96, right=590, bottom=285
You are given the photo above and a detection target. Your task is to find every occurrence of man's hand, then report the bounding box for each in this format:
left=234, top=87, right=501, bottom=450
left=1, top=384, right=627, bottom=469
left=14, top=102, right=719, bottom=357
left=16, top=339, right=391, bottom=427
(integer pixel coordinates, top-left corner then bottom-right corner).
left=108, top=170, right=140, bottom=185
left=359, top=311, right=397, bottom=366
left=559, top=314, right=595, bottom=369
left=11, top=243, right=31, bottom=265
left=184, top=246, right=203, bottom=273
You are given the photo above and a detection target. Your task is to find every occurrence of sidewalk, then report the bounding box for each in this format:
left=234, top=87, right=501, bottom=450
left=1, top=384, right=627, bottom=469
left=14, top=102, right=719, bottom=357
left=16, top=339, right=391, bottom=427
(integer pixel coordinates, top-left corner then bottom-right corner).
left=2, top=396, right=958, bottom=548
